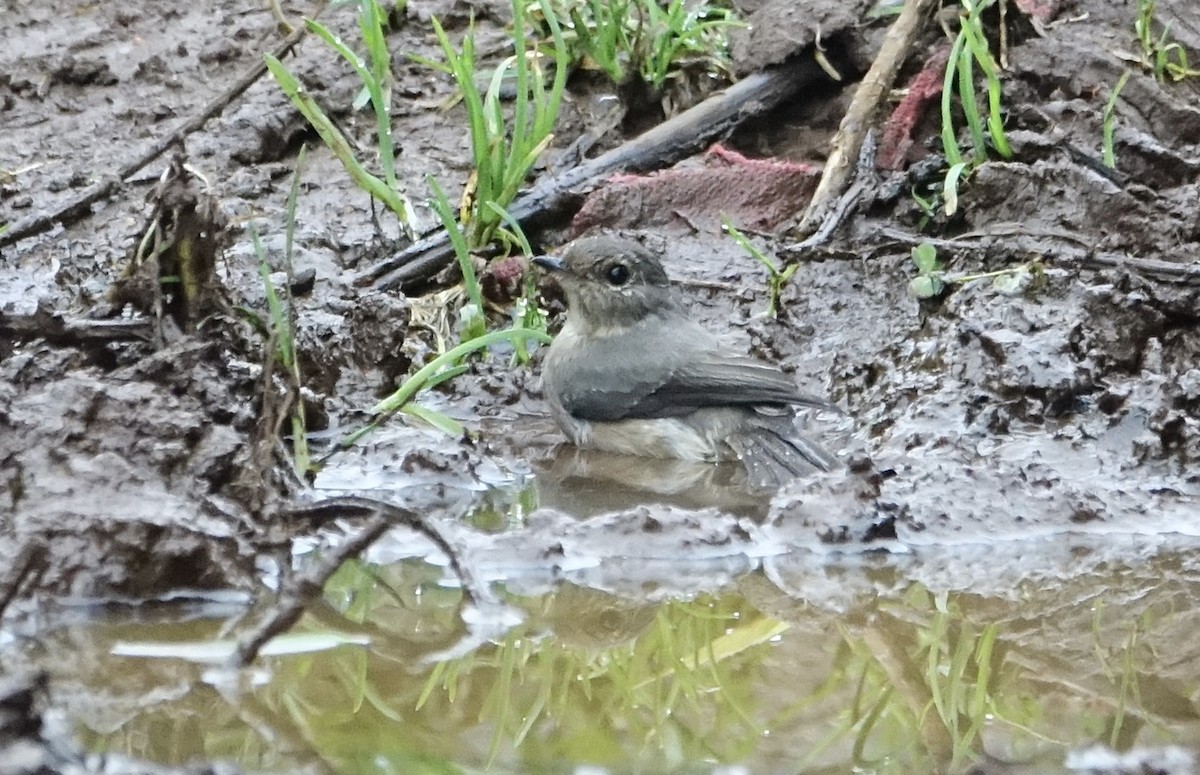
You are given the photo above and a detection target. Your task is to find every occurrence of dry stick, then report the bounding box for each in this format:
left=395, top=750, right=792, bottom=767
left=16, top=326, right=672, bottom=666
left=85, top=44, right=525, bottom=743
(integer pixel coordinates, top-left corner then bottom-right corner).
left=0, top=9, right=323, bottom=250
left=360, top=55, right=832, bottom=291
left=872, top=225, right=1200, bottom=283
left=999, top=0, right=1009, bottom=70
left=1079, top=251, right=1200, bottom=282
left=229, top=496, right=476, bottom=668
left=795, top=0, right=939, bottom=236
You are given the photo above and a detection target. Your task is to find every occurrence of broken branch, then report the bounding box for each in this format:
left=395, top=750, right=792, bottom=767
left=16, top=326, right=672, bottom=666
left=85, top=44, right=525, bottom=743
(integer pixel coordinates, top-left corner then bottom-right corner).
left=796, top=0, right=939, bottom=236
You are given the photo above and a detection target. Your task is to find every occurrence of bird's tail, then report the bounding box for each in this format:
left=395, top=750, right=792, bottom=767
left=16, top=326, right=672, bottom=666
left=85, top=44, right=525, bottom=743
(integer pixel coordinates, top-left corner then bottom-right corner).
left=727, top=427, right=837, bottom=491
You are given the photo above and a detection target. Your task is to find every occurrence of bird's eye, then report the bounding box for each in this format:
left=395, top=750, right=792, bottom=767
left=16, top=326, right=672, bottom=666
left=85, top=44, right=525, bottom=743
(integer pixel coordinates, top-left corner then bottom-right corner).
left=606, top=264, right=630, bottom=286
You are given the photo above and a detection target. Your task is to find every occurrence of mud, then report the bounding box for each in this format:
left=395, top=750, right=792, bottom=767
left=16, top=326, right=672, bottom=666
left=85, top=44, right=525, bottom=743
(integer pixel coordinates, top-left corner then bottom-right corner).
left=2, top=0, right=1200, bottom=772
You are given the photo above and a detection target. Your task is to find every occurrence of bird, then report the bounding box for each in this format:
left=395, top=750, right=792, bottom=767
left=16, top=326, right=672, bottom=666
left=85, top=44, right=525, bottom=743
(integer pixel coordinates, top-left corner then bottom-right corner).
left=533, top=234, right=838, bottom=490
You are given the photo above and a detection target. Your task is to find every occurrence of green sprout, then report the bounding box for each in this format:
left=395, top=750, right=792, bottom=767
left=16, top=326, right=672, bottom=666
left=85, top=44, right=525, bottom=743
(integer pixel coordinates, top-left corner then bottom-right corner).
left=328, top=325, right=552, bottom=453
left=908, top=241, right=1042, bottom=300
left=426, top=171, right=549, bottom=355
left=1102, top=71, right=1131, bottom=169
left=426, top=0, right=569, bottom=249
left=1134, top=0, right=1200, bottom=82
left=634, top=0, right=743, bottom=92
left=248, top=148, right=312, bottom=477
left=539, top=0, right=743, bottom=94
left=723, top=218, right=797, bottom=318
left=938, top=0, right=1012, bottom=216
left=265, top=0, right=420, bottom=239
left=326, top=194, right=551, bottom=450
left=559, top=0, right=636, bottom=85
left=428, top=176, right=487, bottom=343
left=484, top=200, right=548, bottom=366
left=908, top=242, right=946, bottom=299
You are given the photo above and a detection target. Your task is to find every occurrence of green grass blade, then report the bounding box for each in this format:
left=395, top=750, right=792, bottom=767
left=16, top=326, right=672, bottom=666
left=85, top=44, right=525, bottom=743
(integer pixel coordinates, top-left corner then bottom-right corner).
left=507, top=0, right=532, bottom=179
left=941, top=30, right=969, bottom=167
left=432, top=17, right=489, bottom=174
left=499, top=133, right=554, bottom=206
left=252, top=226, right=293, bottom=370
left=265, top=54, right=411, bottom=221
left=282, top=149, right=310, bottom=474
left=943, top=161, right=969, bottom=216
left=960, top=5, right=1012, bottom=159
left=486, top=201, right=533, bottom=257
left=355, top=3, right=398, bottom=186
left=370, top=327, right=552, bottom=416
left=1102, top=70, right=1131, bottom=168
left=406, top=52, right=452, bottom=74
left=956, top=45, right=987, bottom=163
left=429, top=176, right=483, bottom=313
left=536, top=0, right=570, bottom=139
left=284, top=145, right=307, bottom=278
left=402, top=403, right=466, bottom=437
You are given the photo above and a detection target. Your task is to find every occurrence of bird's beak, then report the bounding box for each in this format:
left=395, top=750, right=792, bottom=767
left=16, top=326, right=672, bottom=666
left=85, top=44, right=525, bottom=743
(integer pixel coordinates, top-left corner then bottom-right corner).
left=533, top=255, right=565, bottom=273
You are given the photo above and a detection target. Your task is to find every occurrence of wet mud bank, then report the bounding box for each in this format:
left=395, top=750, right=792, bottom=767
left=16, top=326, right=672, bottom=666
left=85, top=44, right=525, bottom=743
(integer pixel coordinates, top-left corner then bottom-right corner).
left=2, top=0, right=1200, bottom=772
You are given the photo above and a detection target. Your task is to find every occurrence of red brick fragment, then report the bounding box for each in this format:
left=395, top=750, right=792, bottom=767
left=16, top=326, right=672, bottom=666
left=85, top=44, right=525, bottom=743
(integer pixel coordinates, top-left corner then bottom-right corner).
left=877, top=44, right=951, bottom=172
left=571, top=144, right=820, bottom=235
left=1013, top=0, right=1062, bottom=22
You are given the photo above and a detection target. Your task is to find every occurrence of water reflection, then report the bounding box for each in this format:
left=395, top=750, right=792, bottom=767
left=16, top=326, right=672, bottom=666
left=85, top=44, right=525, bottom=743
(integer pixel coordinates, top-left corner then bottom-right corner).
left=533, top=447, right=773, bottom=519
left=13, top=538, right=1200, bottom=775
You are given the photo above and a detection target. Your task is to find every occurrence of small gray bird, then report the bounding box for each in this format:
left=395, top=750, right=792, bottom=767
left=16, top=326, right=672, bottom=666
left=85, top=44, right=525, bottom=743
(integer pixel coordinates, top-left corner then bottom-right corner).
left=534, top=234, right=837, bottom=490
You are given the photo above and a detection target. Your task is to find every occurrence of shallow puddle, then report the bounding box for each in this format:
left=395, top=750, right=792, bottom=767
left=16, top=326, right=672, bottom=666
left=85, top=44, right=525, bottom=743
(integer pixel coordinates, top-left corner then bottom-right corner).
left=10, top=499, right=1200, bottom=775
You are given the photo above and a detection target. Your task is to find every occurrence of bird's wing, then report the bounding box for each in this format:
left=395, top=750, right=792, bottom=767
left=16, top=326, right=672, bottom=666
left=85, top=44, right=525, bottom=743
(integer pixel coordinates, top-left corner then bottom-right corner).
left=554, top=365, right=669, bottom=421
left=551, top=315, right=832, bottom=422
left=624, top=355, right=833, bottom=418
left=548, top=316, right=709, bottom=422
left=559, top=355, right=831, bottom=422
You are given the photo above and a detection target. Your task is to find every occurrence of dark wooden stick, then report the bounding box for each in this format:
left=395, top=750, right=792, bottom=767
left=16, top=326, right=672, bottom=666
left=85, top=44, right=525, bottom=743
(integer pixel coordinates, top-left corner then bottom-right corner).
left=1078, top=251, right=1200, bottom=281
left=359, top=55, right=831, bottom=290
left=783, top=130, right=878, bottom=257
left=0, top=6, right=325, bottom=249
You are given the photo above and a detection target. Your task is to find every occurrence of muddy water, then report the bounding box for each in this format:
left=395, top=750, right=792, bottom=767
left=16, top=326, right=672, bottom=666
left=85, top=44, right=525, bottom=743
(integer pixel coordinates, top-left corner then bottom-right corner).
left=4, top=0, right=1200, bottom=772
left=8, top=471, right=1200, bottom=775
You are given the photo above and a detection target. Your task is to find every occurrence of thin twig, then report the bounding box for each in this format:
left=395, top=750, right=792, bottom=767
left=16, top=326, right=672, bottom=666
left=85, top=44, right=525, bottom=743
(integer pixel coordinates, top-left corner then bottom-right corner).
left=872, top=224, right=1200, bottom=283
left=999, top=0, right=1009, bottom=70
left=0, top=3, right=326, bottom=249
left=229, top=510, right=391, bottom=668
left=676, top=277, right=739, bottom=292
left=1076, top=252, right=1200, bottom=281
left=284, top=496, right=477, bottom=598
left=246, top=322, right=285, bottom=507
left=796, top=0, right=939, bottom=236
left=229, top=496, right=477, bottom=668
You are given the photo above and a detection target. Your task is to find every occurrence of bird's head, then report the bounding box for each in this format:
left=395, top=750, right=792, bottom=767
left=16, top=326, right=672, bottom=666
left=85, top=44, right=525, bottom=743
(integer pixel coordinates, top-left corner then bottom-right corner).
left=534, top=235, right=677, bottom=334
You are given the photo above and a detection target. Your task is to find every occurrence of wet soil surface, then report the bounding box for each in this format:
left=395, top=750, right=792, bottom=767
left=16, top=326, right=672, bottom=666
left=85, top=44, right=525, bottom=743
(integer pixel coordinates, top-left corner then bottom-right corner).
left=2, top=0, right=1200, bottom=772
